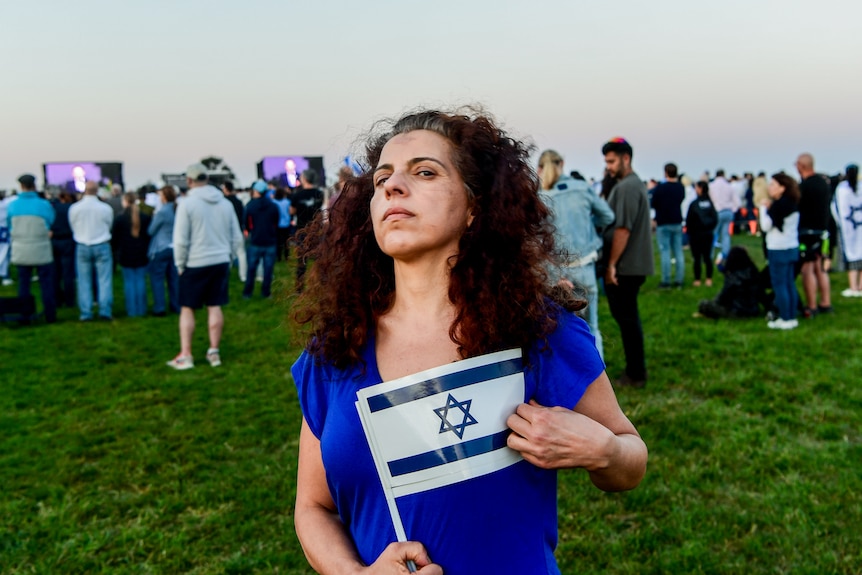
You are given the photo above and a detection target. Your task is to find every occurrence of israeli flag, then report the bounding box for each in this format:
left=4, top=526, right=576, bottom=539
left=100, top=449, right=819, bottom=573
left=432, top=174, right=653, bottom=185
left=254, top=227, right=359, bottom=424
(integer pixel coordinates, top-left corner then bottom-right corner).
left=355, top=348, right=525, bottom=542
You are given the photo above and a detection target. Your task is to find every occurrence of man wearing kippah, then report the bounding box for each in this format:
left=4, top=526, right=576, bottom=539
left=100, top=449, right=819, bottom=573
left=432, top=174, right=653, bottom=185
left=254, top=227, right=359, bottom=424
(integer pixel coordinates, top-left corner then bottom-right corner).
left=601, top=139, right=654, bottom=389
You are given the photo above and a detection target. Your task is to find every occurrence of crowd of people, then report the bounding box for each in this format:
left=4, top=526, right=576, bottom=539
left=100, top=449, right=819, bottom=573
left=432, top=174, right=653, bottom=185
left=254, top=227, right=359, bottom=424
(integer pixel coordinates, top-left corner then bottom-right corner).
left=536, top=146, right=860, bottom=387
left=2, top=106, right=860, bottom=573
left=0, top=163, right=336, bottom=369
left=1, top=148, right=859, bottom=358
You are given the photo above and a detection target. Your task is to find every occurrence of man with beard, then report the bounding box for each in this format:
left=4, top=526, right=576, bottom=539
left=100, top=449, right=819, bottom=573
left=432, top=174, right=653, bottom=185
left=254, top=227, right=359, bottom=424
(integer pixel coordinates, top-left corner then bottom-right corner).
left=602, top=138, right=654, bottom=388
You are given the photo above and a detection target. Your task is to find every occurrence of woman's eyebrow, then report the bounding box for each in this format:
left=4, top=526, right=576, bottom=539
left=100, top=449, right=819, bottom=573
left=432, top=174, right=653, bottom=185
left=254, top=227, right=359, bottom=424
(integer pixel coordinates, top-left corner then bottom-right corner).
left=373, top=157, right=447, bottom=175
left=407, top=157, right=446, bottom=169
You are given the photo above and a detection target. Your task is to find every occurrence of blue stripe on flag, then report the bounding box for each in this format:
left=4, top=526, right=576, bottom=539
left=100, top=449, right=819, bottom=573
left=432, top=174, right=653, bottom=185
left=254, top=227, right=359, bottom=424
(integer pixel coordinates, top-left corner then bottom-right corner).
left=387, top=430, right=511, bottom=477
left=367, top=357, right=523, bottom=413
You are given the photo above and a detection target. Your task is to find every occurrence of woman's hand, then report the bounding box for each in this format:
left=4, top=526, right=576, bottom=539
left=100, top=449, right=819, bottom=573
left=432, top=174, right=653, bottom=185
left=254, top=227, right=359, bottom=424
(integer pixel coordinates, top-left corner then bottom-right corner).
left=506, top=399, right=616, bottom=471
left=362, top=542, right=443, bottom=574
left=505, top=373, right=647, bottom=492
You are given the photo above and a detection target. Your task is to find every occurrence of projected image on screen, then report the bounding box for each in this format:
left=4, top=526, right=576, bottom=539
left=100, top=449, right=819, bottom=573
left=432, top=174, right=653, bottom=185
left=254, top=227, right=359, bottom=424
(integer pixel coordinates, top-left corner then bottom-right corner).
left=260, top=156, right=310, bottom=189
left=45, top=163, right=103, bottom=193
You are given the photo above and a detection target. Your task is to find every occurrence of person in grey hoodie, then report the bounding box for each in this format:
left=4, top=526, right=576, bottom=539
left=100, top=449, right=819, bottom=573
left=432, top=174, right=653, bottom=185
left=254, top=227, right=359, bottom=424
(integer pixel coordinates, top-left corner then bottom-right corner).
left=167, top=164, right=243, bottom=370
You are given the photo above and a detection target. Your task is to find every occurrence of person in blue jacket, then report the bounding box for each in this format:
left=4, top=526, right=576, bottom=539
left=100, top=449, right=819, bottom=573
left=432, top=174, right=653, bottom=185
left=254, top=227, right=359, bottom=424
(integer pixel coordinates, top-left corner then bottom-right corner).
left=537, top=149, right=615, bottom=358
left=7, top=174, right=56, bottom=322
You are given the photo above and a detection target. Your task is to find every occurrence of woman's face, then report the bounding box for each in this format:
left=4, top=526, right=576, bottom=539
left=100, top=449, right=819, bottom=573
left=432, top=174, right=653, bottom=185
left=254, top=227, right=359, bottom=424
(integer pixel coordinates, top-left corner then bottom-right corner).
left=370, top=130, right=473, bottom=262
left=768, top=178, right=785, bottom=199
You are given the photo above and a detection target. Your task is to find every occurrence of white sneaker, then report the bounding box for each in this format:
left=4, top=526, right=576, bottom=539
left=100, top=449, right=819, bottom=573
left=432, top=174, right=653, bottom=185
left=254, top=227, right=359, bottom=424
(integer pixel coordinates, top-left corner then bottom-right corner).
left=769, top=318, right=797, bottom=330
left=166, top=354, right=194, bottom=370
left=206, top=348, right=221, bottom=367
left=841, top=288, right=861, bottom=297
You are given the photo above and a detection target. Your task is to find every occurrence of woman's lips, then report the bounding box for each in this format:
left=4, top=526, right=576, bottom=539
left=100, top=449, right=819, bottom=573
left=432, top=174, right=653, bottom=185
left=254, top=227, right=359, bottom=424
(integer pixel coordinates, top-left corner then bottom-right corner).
left=383, top=207, right=414, bottom=221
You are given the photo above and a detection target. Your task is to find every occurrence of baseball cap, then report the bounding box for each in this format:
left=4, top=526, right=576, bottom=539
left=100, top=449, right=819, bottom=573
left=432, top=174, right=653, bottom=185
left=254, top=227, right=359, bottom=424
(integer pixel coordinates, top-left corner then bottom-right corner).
left=17, top=174, right=36, bottom=188
left=251, top=180, right=268, bottom=193
left=186, top=163, right=208, bottom=181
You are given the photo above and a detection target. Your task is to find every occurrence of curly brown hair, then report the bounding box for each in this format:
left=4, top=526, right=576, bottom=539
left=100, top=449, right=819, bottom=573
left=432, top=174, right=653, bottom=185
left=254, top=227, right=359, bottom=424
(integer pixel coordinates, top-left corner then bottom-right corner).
left=293, top=108, right=580, bottom=368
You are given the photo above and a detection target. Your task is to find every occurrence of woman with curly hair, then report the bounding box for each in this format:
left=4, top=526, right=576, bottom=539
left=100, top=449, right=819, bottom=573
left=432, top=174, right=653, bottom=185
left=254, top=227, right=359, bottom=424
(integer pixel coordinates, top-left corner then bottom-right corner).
left=291, top=109, right=647, bottom=574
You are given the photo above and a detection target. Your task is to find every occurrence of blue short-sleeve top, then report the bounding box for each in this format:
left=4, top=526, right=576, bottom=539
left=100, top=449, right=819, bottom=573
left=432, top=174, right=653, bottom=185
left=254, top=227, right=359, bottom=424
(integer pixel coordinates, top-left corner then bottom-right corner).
left=292, top=310, right=604, bottom=575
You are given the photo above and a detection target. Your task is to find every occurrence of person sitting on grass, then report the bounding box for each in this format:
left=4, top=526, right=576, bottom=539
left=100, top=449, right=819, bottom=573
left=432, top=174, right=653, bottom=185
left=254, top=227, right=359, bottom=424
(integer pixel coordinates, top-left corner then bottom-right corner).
left=696, top=246, right=764, bottom=319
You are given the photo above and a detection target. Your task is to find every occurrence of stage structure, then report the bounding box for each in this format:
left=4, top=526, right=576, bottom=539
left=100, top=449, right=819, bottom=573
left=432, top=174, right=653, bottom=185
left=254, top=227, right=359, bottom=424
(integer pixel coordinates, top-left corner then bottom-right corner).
left=162, top=156, right=237, bottom=192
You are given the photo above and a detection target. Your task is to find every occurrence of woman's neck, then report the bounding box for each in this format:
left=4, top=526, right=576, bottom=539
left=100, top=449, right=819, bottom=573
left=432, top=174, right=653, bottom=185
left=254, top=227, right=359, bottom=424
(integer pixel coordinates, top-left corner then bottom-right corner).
left=388, top=256, right=455, bottom=320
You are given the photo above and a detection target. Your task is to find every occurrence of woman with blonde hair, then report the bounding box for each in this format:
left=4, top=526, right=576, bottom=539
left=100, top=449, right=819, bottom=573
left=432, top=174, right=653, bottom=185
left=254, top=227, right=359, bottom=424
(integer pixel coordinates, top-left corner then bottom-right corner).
left=537, top=149, right=615, bottom=358
left=113, top=191, right=151, bottom=317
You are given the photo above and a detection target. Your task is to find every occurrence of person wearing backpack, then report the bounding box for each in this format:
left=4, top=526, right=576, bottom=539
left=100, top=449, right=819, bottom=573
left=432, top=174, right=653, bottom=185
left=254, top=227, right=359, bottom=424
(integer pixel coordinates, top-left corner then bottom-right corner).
left=686, top=180, right=718, bottom=287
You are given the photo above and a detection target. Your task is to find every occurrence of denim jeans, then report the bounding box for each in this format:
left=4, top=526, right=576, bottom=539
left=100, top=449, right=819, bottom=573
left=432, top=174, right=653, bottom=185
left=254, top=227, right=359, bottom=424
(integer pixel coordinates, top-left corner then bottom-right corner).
left=76, top=242, right=113, bottom=320
left=768, top=248, right=799, bottom=321
left=18, top=263, right=56, bottom=322
left=656, top=223, right=685, bottom=284
left=52, top=238, right=77, bottom=307
left=122, top=266, right=148, bottom=317
left=561, top=261, right=603, bottom=359
left=716, top=209, right=734, bottom=259
left=605, top=275, right=646, bottom=380
left=244, top=244, right=276, bottom=297
left=149, top=248, right=179, bottom=314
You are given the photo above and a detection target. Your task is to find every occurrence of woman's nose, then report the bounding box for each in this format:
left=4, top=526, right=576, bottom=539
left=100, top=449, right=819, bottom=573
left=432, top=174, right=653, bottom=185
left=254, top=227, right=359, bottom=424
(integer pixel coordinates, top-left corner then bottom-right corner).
left=383, top=172, right=407, bottom=198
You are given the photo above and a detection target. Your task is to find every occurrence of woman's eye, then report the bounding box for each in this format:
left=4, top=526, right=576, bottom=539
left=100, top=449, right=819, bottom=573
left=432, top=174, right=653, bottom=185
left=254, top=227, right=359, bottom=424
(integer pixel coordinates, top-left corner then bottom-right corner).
left=416, top=170, right=434, bottom=177
left=375, top=176, right=389, bottom=187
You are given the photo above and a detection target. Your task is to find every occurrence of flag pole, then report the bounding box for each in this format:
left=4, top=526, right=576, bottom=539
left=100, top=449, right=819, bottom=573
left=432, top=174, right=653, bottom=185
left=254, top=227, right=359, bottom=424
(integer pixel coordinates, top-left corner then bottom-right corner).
left=356, top=402, right=417, bottom=572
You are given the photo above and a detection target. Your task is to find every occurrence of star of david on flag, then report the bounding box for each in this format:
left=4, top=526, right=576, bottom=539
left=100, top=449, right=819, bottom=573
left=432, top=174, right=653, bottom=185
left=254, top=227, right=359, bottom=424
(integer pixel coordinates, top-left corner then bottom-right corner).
left=434, top=394, right=478, bottom=439
left=355, top=348, right=525, bottom=544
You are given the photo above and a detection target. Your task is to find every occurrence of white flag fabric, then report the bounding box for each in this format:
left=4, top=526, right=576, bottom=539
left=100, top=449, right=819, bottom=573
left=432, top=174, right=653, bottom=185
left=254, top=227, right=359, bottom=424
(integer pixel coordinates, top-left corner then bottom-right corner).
left=355, top=348, right=525, bottom=502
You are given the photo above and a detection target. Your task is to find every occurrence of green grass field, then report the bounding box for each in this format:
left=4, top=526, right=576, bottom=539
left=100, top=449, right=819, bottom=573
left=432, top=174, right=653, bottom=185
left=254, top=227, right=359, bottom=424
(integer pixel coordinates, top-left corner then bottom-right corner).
left=2, top=236, right=860, bottom=574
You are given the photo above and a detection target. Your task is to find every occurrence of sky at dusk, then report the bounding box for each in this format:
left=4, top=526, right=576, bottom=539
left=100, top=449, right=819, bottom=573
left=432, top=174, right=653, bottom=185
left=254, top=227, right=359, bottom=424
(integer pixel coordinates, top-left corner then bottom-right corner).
left=2, top=0, right=860, bottom=191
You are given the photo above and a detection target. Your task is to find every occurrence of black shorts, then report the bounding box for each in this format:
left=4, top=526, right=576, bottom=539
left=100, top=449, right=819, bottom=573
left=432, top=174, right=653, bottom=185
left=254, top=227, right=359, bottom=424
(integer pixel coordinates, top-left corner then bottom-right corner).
left=179, top=263, right=230, bottom=309
left=798, top=233, right=824, bottom=263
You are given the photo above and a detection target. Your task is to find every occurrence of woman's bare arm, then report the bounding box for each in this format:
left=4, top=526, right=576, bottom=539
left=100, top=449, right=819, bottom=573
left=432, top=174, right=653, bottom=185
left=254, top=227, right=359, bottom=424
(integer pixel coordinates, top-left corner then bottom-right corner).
left=295, top=419, right=442, bottom=574
left=506, top=372, right=647, bottom=492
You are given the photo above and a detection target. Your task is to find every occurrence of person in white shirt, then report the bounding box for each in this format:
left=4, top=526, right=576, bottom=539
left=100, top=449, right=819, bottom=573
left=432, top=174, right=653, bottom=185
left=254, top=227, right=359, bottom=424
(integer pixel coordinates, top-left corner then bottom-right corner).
left=759, top=173, right=801, bottom=330
left=69, top=181, right=115, bottom=321
left=709, top=169, right=740, bottom=265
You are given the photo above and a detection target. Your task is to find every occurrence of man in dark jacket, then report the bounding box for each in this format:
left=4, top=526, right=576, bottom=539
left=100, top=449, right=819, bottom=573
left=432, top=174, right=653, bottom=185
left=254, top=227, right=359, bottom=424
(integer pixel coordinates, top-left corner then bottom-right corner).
left=651, top=162, right=686, bottom=287
left=242, top=180, right=280, bottom=298
left=290, top=169, right=324, bottom=292
left=795, top=153, right=832, bottom=316
left=222, top=181, right=247, bottom=282
left=51, top=192, right=77, bottom=307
